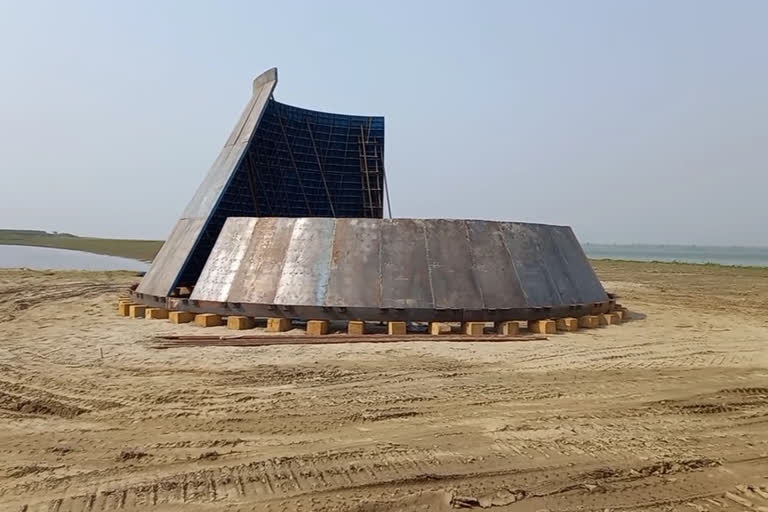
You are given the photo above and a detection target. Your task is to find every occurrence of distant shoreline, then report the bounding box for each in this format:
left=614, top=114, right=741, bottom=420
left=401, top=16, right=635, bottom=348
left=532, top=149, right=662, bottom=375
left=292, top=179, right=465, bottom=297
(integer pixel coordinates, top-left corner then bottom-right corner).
left=2, top=229, right=766, bottom=268
left=0, top=229, right=161, bottom=263
left=583, top=242, right=768, bottom=250
left=588, top=257, right=768, bottom=270
left=584, top=243, right=768, bottom=267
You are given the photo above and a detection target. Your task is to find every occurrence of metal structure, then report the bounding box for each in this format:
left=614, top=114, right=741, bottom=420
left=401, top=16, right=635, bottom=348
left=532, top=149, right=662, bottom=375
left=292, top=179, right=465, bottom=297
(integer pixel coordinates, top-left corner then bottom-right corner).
left=157, top=217, right=609, bottom=322
left=132, top=68, right=609, bottom=323
left=136, top=68, right=385, bottom=300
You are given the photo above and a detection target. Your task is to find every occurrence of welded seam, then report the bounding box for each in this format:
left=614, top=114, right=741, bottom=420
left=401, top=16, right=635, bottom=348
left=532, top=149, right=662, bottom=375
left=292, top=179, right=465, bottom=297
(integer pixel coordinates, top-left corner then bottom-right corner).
left=498, top=224, right=530, bottom=306
left=464, top=221, right=486, bottom=310
left=422, top=220, right=437, bottom=308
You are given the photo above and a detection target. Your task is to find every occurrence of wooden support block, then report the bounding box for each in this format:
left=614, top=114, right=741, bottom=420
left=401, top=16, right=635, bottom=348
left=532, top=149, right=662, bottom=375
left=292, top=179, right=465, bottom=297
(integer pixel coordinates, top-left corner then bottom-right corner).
left=169, top=311, right=195, bottom=324
left=388, top=321, right=407, bottom=335
left=146, top=308, right=169, bottom=320
left=599, top=312, right=622, bottom=326
left=429, top=322, right=451, bottom=335
left=529, top=319, right=556, bottom=334
left=555, top=317, right=579, bottom=332
left=614, top=310, right=625, bottom=321
left=494, top=321, right=520, bottom=335
left=227, top=316, right=255, bottom=330
left=267, top=317, right=292, bottom=332
left=174, top=286, right=193, bottom=296
left=128, top=305, right=147, bottom=319
left=118, top=302, right=135, bottom=316
left=347, top=321, right=366, bottom=335
left=578, top=315, right=600, bottom=328
left=195, top=313, right=223, bottom=327
left=462, top=322, right=485, bottom=336
left=307, top=320, right=329, bottom=336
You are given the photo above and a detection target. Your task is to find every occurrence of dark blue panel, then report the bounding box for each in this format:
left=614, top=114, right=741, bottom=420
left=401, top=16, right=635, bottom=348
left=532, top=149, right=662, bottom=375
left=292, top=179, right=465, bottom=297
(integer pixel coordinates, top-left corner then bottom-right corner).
left=247, top=101, right=385, bottom=218
left=175, top=99, right=385, bottom=288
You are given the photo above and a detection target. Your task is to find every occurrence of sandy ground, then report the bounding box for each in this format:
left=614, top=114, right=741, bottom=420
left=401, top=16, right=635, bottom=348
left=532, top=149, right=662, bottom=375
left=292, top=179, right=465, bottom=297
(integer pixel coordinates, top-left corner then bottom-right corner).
left=1, top=262, right=767, bottom=511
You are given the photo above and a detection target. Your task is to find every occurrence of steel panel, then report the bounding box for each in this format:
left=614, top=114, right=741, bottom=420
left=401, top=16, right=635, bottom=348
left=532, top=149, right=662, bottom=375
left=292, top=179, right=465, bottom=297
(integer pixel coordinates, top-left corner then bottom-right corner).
left=552, top=226, right=608, bottom=303
left=325, top=218, right=382, bottom=307
left=226, top=217, right=296, bottom=304
left=380, top=219, right=434, bottom=309
left=500, top=223, right=561, bottom=307
left=425, top=220, right=484, bottom=310
left=531, top=224, right=580, bottom=305
left=466, top=220, right=527, bottom=309
left=190, top=217, right=258, bottom=303
left=273, top=218, right=336, bottom=306
left=185, top=217, right=609, bottom=321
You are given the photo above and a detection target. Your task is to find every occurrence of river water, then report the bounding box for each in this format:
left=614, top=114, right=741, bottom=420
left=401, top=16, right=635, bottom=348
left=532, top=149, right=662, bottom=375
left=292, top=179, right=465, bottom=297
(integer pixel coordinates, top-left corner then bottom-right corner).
left=0, top=245, right=149, bottom=271
left=2, top=243, right=766, bottom=272
left=584, top=243, right=768, bottom=267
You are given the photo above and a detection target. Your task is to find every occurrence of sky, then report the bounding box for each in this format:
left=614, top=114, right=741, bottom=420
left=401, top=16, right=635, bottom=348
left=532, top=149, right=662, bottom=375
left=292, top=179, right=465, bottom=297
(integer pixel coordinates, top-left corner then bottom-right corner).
left=0, top=0, right=766, bottom=245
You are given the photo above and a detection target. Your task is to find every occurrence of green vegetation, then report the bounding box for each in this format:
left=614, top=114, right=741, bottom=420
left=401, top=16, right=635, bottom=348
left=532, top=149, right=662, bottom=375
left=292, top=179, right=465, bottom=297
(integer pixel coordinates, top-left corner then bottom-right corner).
left=589, top=258, right=768, bottom=278
left=0, top=229, right=163, bottom=262
left=590, top=257, right=768, bottom=272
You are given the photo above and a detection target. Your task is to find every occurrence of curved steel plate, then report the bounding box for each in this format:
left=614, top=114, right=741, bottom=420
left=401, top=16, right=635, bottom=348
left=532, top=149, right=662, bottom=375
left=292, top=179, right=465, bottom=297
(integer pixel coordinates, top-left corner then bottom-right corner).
left=184, top=217, right=608, bottom=321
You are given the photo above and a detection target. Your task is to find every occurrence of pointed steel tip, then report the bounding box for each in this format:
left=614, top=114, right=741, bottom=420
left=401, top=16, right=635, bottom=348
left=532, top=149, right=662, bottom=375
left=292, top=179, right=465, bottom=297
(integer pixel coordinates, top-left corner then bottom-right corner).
left=253, top=67, right=278, bottom=92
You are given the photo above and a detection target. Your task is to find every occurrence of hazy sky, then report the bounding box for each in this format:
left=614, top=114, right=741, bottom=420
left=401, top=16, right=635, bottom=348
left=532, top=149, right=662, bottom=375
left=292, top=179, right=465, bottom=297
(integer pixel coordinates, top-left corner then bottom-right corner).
left=1, top=0, right=766, bottom=245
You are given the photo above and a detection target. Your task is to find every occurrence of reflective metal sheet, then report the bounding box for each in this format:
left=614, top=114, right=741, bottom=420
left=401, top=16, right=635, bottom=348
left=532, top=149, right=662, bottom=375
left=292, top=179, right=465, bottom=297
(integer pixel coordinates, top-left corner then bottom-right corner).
left=380, top=219, right=434, bottom=309
left=325, top=218, right=382, bottom=308
left=227, top=217, right=296, bottom=304
left=273, top=218, right=336, bottom=306
left=190, top=218, right=258, bottom=303
left=187, top=217, right=608, bottom=321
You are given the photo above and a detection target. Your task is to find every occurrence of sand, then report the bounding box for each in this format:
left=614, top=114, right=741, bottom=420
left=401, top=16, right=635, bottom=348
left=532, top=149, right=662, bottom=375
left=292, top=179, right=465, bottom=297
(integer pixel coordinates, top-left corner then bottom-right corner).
left=0, top=261, right=767, bottom=511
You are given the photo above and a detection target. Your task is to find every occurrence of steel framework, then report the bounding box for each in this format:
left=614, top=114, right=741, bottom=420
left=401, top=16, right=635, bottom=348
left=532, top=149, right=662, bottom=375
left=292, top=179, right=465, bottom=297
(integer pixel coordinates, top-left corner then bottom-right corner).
left=133, top=68, right=610, bottom=323
left=136, top=68, right=385, bottom=298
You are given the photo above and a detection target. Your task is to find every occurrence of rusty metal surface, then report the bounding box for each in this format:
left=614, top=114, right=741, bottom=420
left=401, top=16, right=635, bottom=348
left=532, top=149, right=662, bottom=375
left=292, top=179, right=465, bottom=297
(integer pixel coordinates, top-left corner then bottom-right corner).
left=188, top=217, right=259, bottom=303
left=135, top=69, right=278, bottom=298
left=232, top=217, right=296, bottom=304
left=326, top=218, right=381, bottom=307
left=274, top=218, right=336, bottom=306
left=185, top=217, right=608, bottom=321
